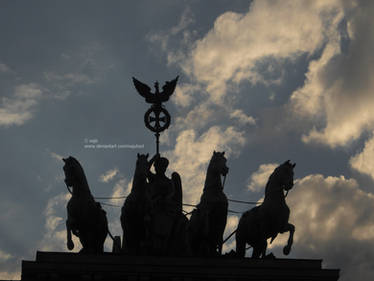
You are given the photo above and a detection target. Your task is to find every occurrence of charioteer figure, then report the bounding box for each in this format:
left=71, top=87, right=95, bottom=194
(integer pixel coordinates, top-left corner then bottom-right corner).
left=146, top=153, right=175, bottom=210
left=143, top=153, right=185, bottom=255
left=120, top=76, right=188, bottom=256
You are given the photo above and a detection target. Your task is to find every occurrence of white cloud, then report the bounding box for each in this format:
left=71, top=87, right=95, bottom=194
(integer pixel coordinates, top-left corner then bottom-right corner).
left=43, top=43, right=114, bottom=100
left=103, top=176, right=131, bottom=251
left=49, top=151, right=64, bottom=161
left=146, top=6, right=374, bottom=280
left=0, top=271, right=19, bottom=280
left=0, top=62, right=11, bottom=73
left=280, top=174, right=374, bottom=281
left=0, top=83, right=43, bottom=127
left=174, top=102, right=216, bottom=130
left=14, top=84, right=43, bottom=99
left=170, top=7, right=194, bottom=36
left=350, top=134, right=374, bottom=180
left=247, top=163, right=278, bottom=192
left=158, top=0, right=352, bottom=162
left=0, top=247, right=19, bottom=279
left=165, top=126, right=246, bottom=207
left=290, top=43, right=340, bottom=119
left=222, top=215, right=239, bottom=253
left=0, top=249, right=12, bottom=262
left=230, top=109, right=256, bottom=126
left=43, top=71, right=95, bottom=100
left=174, top=83, right=201, bottom=108
left=235, top=169, right=374, bottom=280
left=290, top=0, right=374, bottom=148
left=40, top=192, right=81, bottom=252
left=44, top=72, right=95, bottom=85
left=161, top=0, right=374, bottom=159
left=147, top=7, right=194, bottom=53
left=99, top=168, right=119, bottom=183
left=179, top=0, right=342, bottom=104
left=0, top=45, right=111, bottom=128
left=110, top=178, right=129, bottom=203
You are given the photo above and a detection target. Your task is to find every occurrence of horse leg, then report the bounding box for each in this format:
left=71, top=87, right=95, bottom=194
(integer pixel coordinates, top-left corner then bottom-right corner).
left=93, top=232, right=101, bottom=254
left=122, top=221, right=132, bottom=254
left=257, top=220, right=267, bottom=258
left=252, top=246, right=260, bottom=258
left=217, top=209, right=227, bottom=256
left=98, top=230, right=106, bottom=254
left=250, top=239, right=267, bottom=258
left=120, top=210, right=127, bottom=252
left=77, top=230, right=89, bottom=253
left=217, top=237, right=223, bottom=256
left=282, top=223, right=295, bottom=255
left=252, top=239, right=266, bottom=259
left=196, top=210, right=210, bottom=256
left=260, top=239, right=268, bottom=258
left=235, top=234, right=246, bottom=258
left=66, top=220, right=74, bottom=250
left=121, top=231, right=127, bottom=253
left=87, top=231, right=98, bottom=254
left=96, top=214, right=107, bottom=254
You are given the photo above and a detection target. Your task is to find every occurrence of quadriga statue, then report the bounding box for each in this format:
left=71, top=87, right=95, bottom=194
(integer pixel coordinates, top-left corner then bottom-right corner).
left=236, top=160, right=296, bottom=258
left=188, top=151, right=229, bottom=256
left=63, top=156, right=109, bottom=254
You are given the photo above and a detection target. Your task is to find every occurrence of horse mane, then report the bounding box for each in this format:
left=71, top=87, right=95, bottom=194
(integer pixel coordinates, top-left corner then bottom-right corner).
left=207, top=152, right=223, bottom=171
left=68, top=156, right=91, bottom=195
left=204, top=154, right=223, bottom=192
left=264, top=165, right=282, bottom=198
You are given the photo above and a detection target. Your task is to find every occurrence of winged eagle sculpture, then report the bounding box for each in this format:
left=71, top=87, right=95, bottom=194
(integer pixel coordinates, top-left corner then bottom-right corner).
left=132, top=76, right=179, bottom=105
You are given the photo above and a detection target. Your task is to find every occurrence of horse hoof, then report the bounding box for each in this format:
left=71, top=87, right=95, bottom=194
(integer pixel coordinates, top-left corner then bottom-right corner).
left=283, top=246, right=291, bottom=255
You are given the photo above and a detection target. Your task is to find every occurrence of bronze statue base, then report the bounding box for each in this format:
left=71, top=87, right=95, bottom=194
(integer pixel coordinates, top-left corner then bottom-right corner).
left=21, top=251, right=339, bottom=281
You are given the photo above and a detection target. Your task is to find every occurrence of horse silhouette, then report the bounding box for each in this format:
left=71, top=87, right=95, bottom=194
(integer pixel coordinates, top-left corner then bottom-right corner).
left=236, top=160, right=296, bottom=258
left=188, top=151, right=229, bottom=256
left=63, top=156, right=109, bottom=254
left=120, top=153, right=149, bottom=254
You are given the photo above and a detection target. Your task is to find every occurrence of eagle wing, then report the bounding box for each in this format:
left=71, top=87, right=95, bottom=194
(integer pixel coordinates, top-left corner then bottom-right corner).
left=160, top=76, right=179, bottom=102
left=132, top=77, right=154, bottom=102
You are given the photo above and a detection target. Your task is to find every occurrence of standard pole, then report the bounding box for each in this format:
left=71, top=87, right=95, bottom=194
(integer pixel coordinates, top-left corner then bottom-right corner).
left=155, top=132, right=160, bottom=154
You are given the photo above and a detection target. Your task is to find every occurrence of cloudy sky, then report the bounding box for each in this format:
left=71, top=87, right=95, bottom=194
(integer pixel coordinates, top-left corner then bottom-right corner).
left=1, top=0, right=374, bottom=280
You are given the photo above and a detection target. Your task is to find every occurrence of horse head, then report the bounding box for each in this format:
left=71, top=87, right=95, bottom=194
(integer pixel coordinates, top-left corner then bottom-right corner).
left=62, top=156, right=86, bottom=189
left=276, top=160, right=296, bottom=192
left=210, top=151, right=229, bottom=177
